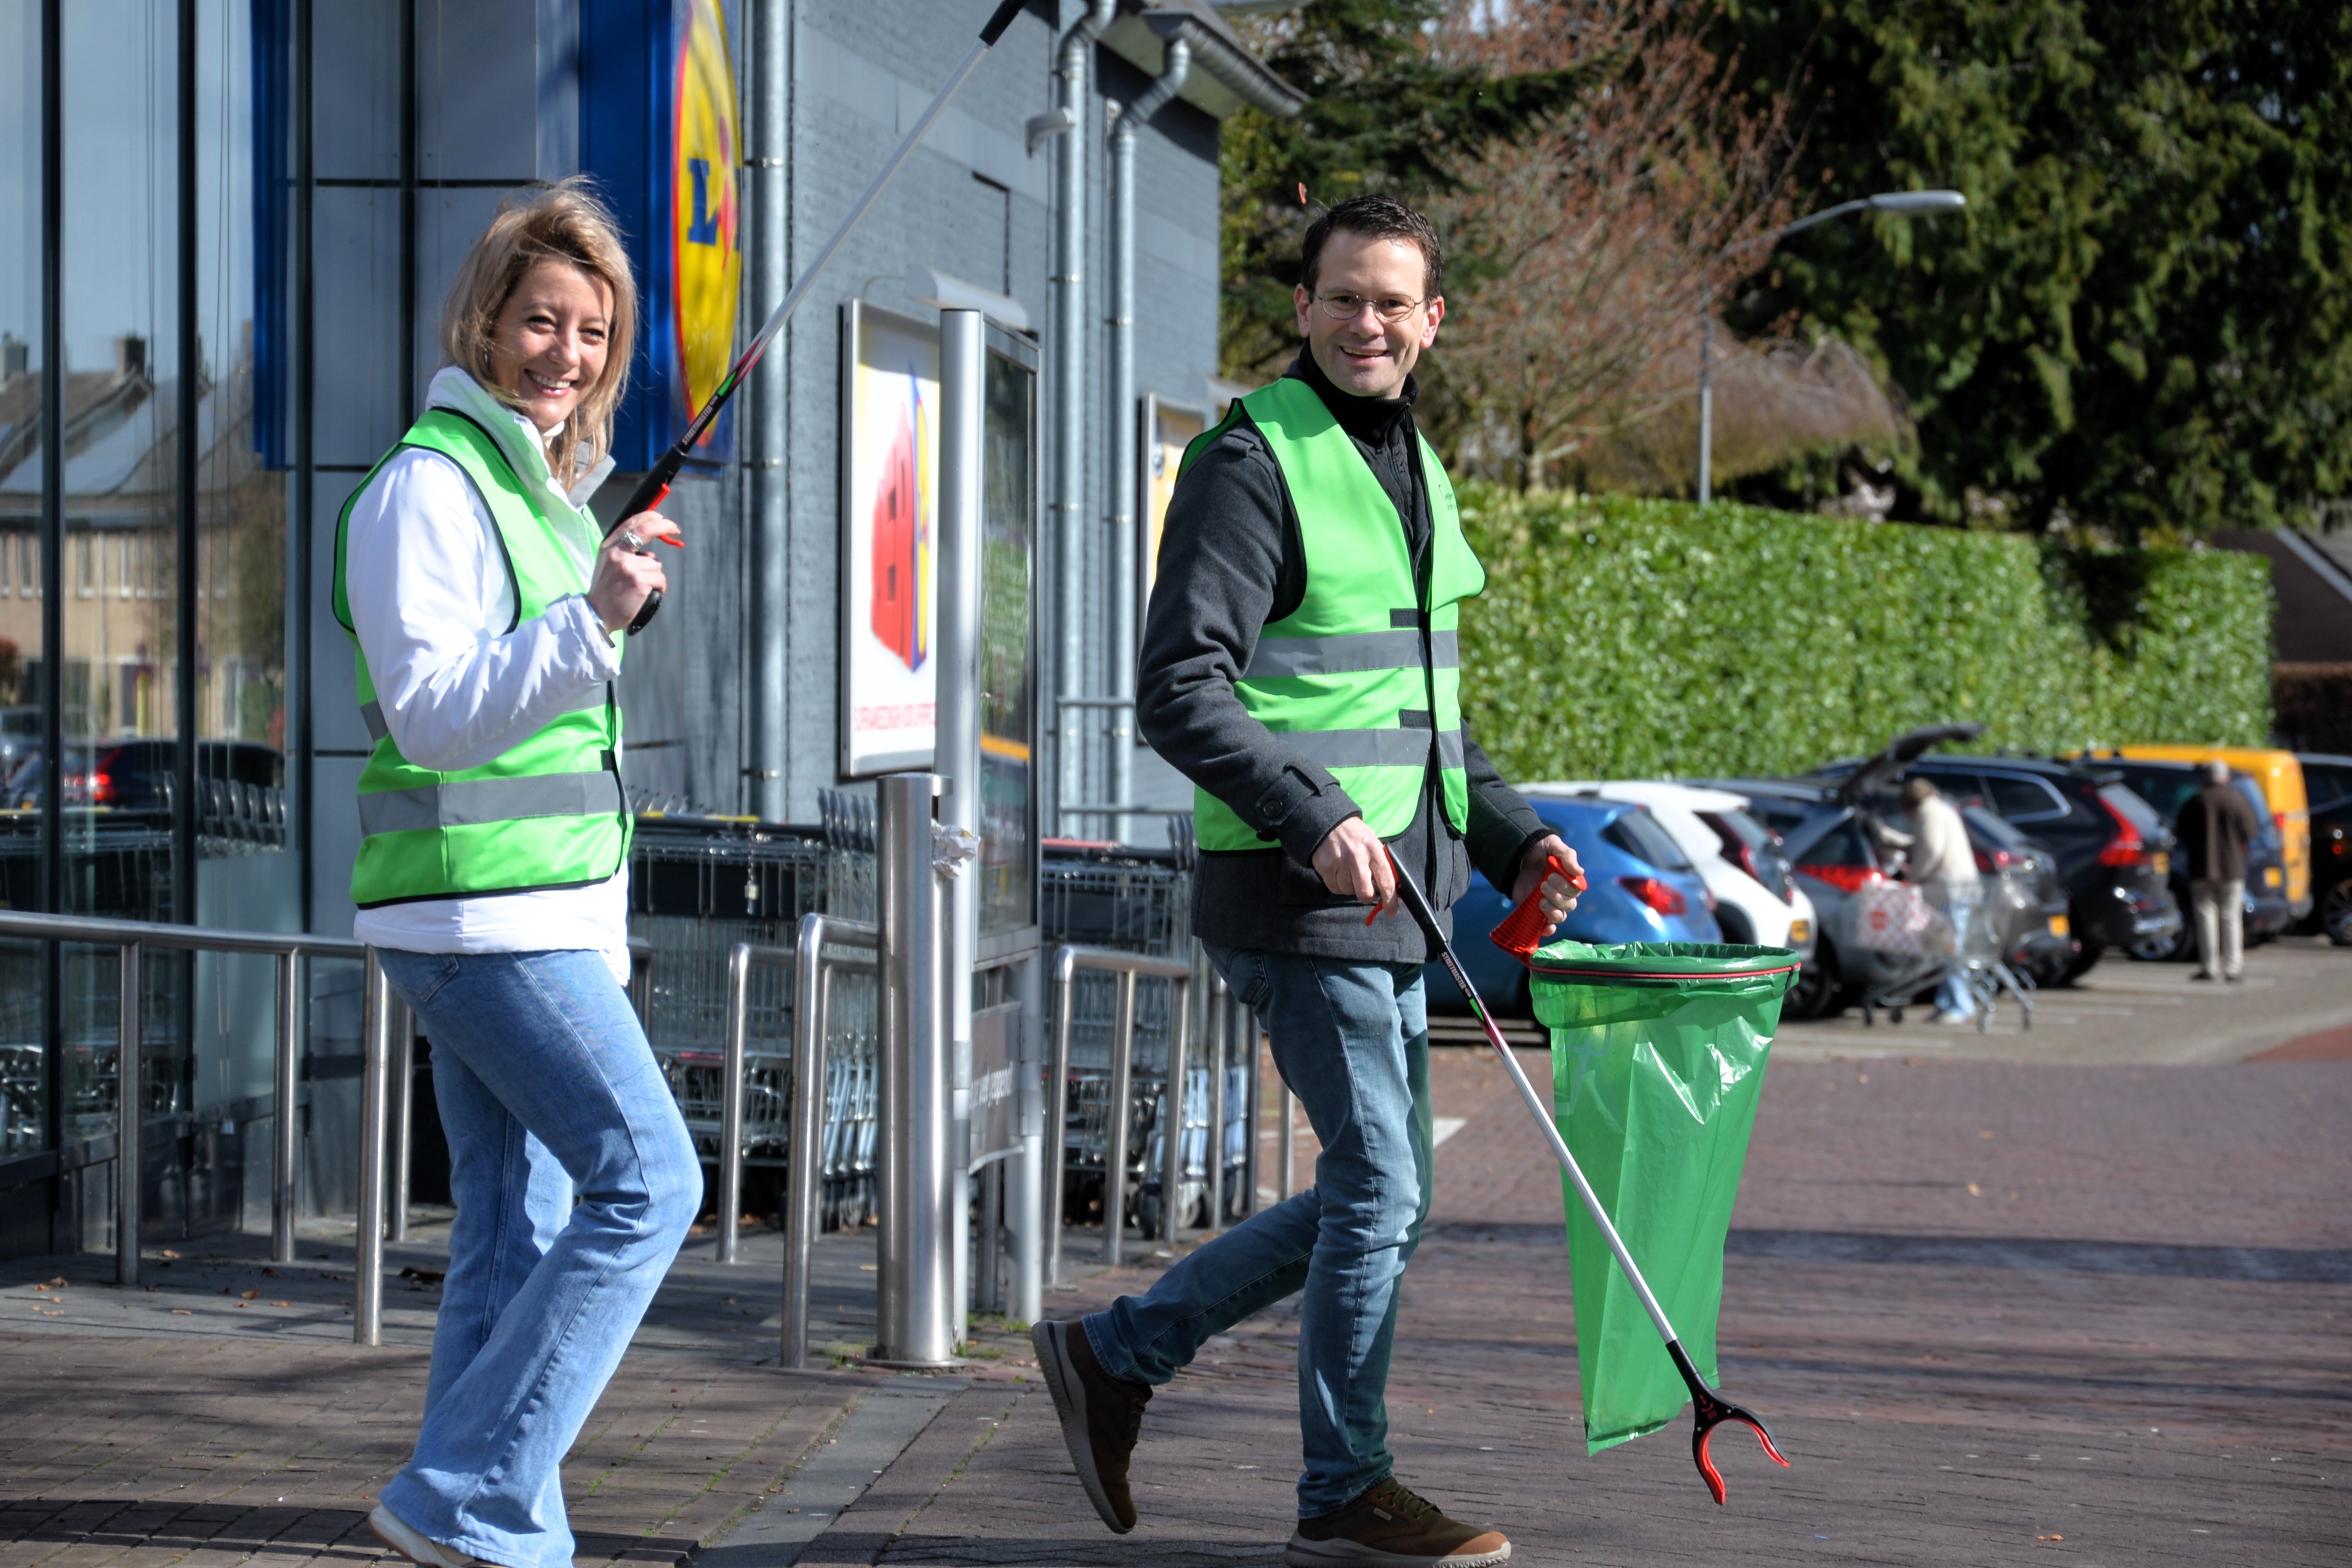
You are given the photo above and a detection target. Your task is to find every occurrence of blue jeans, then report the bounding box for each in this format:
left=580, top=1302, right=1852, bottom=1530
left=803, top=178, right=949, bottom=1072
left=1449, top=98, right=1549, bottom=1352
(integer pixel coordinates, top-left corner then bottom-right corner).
left=1932, top=889, right=1977, bottom=1018
left=1083, top=947, right=1433, bottom=1517
left=374, top=949, right=702, bottom=1568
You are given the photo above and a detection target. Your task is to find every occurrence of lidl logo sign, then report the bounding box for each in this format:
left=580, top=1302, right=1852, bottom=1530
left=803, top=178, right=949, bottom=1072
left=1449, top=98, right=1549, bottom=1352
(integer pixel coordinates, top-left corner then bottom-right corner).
left=672, top=0, right=740, bottom=437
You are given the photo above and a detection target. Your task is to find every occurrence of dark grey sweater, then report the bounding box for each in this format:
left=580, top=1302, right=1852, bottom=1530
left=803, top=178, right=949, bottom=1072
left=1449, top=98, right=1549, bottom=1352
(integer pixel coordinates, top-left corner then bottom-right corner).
left=1137, top=351, right=1548, bottom=961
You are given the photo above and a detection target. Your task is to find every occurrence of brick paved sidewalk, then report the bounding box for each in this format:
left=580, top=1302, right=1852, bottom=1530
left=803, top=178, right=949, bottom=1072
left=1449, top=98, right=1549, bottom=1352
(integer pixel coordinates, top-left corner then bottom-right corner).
left=6, top=1054, right=2348, bottom=1567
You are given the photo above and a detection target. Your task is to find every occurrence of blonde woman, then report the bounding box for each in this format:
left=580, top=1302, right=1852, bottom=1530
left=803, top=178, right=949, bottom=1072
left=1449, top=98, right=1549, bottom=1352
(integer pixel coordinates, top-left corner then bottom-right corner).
left=331, top=179, right=700, bottom=1568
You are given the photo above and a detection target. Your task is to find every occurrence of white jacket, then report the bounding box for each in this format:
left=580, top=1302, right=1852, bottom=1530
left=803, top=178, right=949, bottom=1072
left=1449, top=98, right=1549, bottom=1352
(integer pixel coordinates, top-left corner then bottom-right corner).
left=1906, top=793, right=1981, bottom=898
left=342, top=368, right=632, bottom=982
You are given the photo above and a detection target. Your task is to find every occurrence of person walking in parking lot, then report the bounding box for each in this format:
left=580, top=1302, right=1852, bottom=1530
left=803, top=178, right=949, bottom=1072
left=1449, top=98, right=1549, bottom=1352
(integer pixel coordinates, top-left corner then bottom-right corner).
left=1894, top=777, right=1982, bottom=1024
left=333, top=182, right=700, bottom=1568
left=1031, top=195, right=1581, bottom=1566
left=2176, top=760, right=2259, bottom=982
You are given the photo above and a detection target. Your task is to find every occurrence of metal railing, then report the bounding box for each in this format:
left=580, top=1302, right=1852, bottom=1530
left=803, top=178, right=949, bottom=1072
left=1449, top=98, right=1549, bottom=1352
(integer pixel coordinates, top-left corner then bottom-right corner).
left=1046, top=944, right=1193, bottom=1281
left=0, top=909, right=371, bottom=1322
left=716, top=912, right=878, bottom=1368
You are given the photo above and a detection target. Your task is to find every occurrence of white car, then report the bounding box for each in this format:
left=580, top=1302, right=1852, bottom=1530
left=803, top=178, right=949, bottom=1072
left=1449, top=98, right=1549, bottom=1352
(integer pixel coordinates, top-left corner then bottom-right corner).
left=1526, top=781, right=1817, bottom=958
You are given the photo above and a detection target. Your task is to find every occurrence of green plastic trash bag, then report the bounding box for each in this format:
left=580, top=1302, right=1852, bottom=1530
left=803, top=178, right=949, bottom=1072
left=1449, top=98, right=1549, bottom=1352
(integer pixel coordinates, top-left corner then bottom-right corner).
left=1527, top=940, right=1798, bottom=1454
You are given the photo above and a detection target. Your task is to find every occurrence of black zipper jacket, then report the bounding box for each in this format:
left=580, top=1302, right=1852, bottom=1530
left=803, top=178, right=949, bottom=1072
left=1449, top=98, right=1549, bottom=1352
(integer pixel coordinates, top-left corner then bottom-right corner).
left=1136, top=350, right=1548, bottom=961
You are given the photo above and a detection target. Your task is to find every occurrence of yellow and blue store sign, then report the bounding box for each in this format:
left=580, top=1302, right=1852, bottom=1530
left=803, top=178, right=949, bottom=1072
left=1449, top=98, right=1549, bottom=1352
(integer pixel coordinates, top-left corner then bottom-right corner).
left=583, top=0, right=743, bottom=470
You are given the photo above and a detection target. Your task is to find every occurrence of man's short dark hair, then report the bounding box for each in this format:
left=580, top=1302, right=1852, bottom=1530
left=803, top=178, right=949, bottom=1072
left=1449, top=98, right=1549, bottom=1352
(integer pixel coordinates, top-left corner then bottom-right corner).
left=1301, top=195, right=1443, bottom=299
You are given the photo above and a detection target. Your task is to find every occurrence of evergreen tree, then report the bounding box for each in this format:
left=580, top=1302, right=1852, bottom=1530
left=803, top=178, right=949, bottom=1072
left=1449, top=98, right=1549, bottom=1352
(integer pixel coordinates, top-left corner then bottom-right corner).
left=1714, top=0, right=2352, bottom=537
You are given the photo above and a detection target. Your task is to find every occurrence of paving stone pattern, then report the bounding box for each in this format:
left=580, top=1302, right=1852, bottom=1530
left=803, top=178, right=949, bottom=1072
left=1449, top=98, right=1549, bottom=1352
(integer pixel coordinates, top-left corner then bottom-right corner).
left=4, top=1052, right=2347, bottom=1566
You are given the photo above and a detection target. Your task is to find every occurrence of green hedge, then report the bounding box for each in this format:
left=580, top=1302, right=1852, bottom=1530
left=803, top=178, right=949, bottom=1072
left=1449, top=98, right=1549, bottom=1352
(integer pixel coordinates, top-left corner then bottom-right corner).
left=1457, top=488, right=2273, bottom=783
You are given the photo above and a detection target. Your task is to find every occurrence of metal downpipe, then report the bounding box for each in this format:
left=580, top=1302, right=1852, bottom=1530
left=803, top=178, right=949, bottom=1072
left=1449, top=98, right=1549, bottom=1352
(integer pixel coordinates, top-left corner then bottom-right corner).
left=1105, top=38, right=1189, bottom=845
left=1054, top=1, right=1113, bottom=834
left=748, top=0, right=790, bottom=820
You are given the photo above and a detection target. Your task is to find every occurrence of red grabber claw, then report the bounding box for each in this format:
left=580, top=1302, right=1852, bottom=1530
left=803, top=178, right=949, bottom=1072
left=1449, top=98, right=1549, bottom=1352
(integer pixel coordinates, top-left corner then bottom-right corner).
left=1671, top=1341, right=1790, bottom=1505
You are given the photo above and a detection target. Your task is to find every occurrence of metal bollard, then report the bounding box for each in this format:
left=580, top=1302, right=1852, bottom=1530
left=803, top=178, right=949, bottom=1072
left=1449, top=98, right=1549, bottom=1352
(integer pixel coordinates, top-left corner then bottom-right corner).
left=272, top=951, right=300, bottom=1263
left=874, top=773, right=957, bottom=1367
left=115, top=941, right=143, bottom=1288
left=356, top=948, right=392, bottom=1346
left=1046, top=950, right=1077, bottom=1287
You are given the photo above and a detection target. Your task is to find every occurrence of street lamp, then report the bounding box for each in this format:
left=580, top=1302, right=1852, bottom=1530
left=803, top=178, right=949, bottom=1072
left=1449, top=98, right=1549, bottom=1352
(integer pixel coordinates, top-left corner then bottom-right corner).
left=1697, top=189, right=1967, bottom=504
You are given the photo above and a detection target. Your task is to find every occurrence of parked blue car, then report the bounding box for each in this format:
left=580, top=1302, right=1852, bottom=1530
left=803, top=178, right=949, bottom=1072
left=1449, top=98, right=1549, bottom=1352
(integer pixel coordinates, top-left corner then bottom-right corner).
left=1425, top=792, right=1722, bottom=1016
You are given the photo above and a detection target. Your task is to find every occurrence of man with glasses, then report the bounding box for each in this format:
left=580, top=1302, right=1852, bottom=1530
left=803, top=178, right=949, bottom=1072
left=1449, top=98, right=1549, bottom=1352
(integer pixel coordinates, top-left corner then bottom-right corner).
left=1033, top=195, right=1580, bottom=1566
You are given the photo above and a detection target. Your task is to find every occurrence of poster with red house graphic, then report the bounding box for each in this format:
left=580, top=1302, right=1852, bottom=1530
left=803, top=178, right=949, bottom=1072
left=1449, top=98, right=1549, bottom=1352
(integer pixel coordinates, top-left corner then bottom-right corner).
left=840, top=304, right=940, bottom=776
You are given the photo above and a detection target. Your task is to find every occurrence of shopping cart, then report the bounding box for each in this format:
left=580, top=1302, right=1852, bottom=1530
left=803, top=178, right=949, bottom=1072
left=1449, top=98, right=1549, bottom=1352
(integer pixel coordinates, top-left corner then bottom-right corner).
left=1043, top=829, right=1244, bottom=1237
left=630, top=809, right=882, bottom=1230
left=1854, top=880, right=2034, bottom=1031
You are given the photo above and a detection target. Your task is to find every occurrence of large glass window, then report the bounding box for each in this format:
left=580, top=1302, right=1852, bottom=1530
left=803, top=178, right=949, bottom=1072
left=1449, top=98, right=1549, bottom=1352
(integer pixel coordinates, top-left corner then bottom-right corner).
left=0, top=0, right=302, bottom=1239
left=0, top=0, right=45, bottom=1160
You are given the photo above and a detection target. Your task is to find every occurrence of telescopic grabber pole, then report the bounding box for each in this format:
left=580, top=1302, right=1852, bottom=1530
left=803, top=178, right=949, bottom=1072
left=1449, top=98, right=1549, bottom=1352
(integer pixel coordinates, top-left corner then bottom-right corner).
left=605, top=0, right=1029, bottom=634
left=1383, top=849, right=1790, bottom=1505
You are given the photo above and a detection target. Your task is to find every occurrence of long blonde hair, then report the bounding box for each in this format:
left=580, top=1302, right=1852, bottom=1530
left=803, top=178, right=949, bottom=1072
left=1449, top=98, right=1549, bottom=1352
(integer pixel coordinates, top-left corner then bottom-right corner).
left=440, top=177, right=636, bottom=488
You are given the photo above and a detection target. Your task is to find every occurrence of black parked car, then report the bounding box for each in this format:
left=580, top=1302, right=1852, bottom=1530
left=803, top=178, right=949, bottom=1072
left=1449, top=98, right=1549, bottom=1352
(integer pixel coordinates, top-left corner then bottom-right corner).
left=2085, top=757, right=2293, bottom=958
left=1808, top=750, right=2182, bottom=982
left=2303, top=754, right=2352, bottom=945
left=1, top=738, right=286, bottom=844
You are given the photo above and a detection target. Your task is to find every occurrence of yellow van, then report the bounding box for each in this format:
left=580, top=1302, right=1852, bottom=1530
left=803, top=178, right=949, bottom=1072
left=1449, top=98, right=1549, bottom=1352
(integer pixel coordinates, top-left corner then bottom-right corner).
left=2113, top=746, right=2311, bottom=916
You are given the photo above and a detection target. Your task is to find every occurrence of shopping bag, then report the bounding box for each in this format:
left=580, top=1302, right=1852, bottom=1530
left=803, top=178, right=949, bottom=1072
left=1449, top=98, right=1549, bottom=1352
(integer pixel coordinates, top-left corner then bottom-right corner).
left=1527, top=940, right=1796, bottom=1453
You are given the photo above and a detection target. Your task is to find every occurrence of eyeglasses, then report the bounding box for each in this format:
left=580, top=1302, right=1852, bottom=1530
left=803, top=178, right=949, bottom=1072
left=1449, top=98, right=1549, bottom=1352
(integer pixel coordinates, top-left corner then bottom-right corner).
left=1313, top=291, right=1427, bottom=324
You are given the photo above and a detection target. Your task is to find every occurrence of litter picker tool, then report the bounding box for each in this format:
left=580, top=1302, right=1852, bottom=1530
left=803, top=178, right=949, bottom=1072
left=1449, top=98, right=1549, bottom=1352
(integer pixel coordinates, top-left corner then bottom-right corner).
left=1383, top=849, right=1791, bottom=1505
left=606, top=0, right=1029, bottom=634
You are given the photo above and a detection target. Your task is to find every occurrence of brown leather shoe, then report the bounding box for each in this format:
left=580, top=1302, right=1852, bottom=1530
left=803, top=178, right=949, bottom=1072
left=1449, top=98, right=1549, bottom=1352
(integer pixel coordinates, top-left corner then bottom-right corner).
left=1285, top=1477, right=1512, bottom=1567
left=1032, top=1317, right=1152, bottom=1533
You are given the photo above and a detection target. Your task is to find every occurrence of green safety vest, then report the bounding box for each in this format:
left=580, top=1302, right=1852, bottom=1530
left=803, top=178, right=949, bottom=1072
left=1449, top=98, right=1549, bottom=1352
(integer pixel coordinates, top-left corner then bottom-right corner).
left=330, top=408, right=629, bottom=908
left=1183, top=378, right=1485, bottom=852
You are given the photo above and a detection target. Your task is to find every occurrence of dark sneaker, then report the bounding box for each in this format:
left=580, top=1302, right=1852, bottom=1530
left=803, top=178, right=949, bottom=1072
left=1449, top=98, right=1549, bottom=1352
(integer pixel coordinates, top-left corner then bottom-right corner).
left=1285, top=1477, right=1511, bottom=1567
left=1032, top=1318, right=1152, bottom=1533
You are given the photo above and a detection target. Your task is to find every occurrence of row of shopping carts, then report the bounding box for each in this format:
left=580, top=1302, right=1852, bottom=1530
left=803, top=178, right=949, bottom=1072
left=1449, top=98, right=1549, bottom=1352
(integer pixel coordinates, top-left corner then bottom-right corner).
left=629, top=802, right=1248, bottom=1241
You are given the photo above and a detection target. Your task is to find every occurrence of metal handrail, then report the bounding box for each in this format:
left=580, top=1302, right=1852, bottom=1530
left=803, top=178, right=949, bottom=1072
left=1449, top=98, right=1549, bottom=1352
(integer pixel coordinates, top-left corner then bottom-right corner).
left=718, top=914, right=878, bottom=1368
left=1046, top=944, right=1192, bottom=1281
left=0, top=909, right=375, bottom=1338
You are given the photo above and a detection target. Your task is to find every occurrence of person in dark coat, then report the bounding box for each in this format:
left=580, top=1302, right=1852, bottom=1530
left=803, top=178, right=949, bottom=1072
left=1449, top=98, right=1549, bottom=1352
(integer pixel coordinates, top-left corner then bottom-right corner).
left=2173, top=760, right=2261, bottom=981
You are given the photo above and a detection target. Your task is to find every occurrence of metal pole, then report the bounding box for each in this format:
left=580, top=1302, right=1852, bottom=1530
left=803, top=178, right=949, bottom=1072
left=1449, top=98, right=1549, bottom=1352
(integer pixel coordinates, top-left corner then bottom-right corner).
left=356, top=949, right=391, bottom=1346
left=1205, top=971, right=1226, bottom=1235
left=1696, top=293, right=1713, bottom=505
left=1104, top=967, right=1135, bottom=1267
left=781, top=927, right=823, bottom=1366
left=1238, top=990, right=1260, bottom=1217
left=936, top=308, right=984, bottom=1344
left=746, top=0, right=789, bottom=821
left=115, top=941, right=142, bottom=1287
left=1046, top=947, right=1076, bottom=1286
left=1157, top=974, right=1187, bottom=1245
left=875, top=773, right=956, bottom=1366
left=272, top=951, right=300, bottom=1261
left=718, top=942, right=751, bottom=1264
left=629, top=941, right=652, bottom=1025
left=1104, top=41, right=1186, bottom=849
left=1010, top=949, right=1044, bottom=1321
left=1052, top=6, right=1111, bottom=836
left=387, top=1004, right=413, bottom=1244
left=1277, top=1080, right=1296, bottom=1201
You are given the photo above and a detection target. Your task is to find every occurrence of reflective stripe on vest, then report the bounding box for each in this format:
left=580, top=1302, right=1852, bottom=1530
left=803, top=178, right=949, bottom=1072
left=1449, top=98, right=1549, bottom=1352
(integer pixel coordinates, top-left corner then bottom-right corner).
left=330, top=406, right=629, bottom=907
left=356, top=769, right=626, bottom=837
left=1184, top=378, right=1485, bottom=852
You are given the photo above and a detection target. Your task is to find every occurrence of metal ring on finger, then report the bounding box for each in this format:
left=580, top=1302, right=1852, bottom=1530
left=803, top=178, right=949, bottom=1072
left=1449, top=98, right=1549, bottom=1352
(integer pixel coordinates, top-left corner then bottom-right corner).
left=620, top=531, right=644, bottom=552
